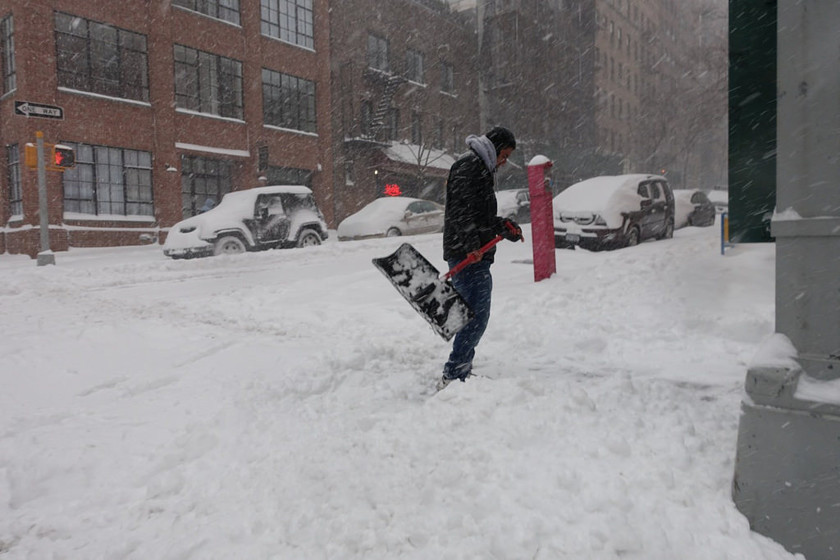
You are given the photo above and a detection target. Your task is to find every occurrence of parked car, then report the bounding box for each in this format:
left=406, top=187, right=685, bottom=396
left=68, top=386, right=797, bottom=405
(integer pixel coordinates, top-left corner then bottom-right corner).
left=496, top=188, right=531, bottom=223
left=674, top=189, right=716, bottom=228
left=705, top=189, right=729, bottom=214
left=553, top=174, right=675, bottom=250
left=163, top=185, right=328, bottom=259
left=337, top=196, right=444, bottom=241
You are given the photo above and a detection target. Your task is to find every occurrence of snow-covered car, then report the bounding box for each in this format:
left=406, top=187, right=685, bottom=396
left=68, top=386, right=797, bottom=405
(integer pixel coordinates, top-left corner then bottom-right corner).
left=553, top=174, right=675, bottom=251
left=705, top=189, right=728, bottom=214
left=674, top=189, right=716, bottom=228
left=337, top=196, right=444, bottom=241
left=496, top=188, right=530, bottom=223
left=163, top=185, right=328, bottom=259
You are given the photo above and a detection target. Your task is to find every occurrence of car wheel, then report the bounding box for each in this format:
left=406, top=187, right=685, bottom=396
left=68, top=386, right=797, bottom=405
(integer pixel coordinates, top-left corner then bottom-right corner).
left=625, top=227, right=640, bottom=248
left=213, top=235, right=246, bottom=256
left=297, top=229, right=322, bottom=248
left=386, top=227, right=402, bottom=237
left=662, top=220, right=674, bottom=239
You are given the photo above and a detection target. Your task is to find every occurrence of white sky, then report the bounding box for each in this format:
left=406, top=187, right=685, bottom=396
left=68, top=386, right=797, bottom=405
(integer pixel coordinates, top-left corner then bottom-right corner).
left=0, top=220, right=803, bottom=559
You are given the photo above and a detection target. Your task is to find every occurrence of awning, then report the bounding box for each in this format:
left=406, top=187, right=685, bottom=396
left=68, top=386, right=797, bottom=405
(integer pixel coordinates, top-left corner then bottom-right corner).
left=381, top=142, right=455, bottom=171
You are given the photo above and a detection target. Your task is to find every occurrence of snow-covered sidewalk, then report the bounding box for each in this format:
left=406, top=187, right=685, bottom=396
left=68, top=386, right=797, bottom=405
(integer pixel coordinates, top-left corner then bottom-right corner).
left=0, top=223, right=800, bottom=558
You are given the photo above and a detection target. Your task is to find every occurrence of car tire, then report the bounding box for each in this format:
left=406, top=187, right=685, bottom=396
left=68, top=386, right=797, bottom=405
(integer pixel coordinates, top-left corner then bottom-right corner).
left=662, top=220, right=674, bottom=239
left=625, top=227, right=640, bottom=248
left=297, top=228, right=322, bottom=248
left=386, top=227, right=402, bottom=237
left=213, top=235, right=246, bottom=256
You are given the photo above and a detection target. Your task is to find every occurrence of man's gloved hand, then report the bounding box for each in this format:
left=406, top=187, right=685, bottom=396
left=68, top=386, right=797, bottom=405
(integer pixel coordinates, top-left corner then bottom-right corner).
left=500, top=218, right=523, bottom=242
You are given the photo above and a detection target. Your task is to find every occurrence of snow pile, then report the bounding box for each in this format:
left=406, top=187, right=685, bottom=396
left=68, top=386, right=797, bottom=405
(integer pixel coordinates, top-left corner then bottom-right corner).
left=0, top=220, right=802, bottom=559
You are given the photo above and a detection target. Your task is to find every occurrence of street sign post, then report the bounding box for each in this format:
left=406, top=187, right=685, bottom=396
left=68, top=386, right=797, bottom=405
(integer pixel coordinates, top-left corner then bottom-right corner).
left=34, top=131, right=55, bottom=266
left=14, top=101, right=64, bottom=120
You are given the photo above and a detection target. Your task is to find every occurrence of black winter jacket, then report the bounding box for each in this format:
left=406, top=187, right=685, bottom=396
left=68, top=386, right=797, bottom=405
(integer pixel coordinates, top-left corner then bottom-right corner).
left=443, top=150, right=506, bottom=263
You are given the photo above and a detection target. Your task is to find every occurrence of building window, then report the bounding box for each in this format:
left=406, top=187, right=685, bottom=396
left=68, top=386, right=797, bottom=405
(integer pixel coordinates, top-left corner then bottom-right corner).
left=62, top=143, right=154, bottom=217
left=174, top=44, right=243, bottom=119
left=1, top=14, right=15, bottom=95
left=261, top=68, right=316, bottom=133
left=441, top=62, right=454, bottom=94
left=54, top=12, right=149, bottom=102
left=181, top=155, right=232, bottom=218
left=367, top=33, right=389, bottom=72
left=260, top=0, right=314, bottom=50
left=405, top=49, right=424, bottom=84
left=360, top=100, right=372, bottom=136
left=344, top=162, right=354, bottom=186
left=411, top=111, right=422, bottom=145
left=173, top=0, right=240, bottom=25
left=265, top=165, right=311, bottom=187
left=7, top=144, right=21, bottom=217
left=386, top=108, right=399, bottom=141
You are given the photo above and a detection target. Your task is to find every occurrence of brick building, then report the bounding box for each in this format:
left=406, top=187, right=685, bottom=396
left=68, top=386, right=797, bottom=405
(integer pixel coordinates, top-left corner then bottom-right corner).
left=329, top=0, right=479, bottom=222
left=0, top=0, right=333, bottom=257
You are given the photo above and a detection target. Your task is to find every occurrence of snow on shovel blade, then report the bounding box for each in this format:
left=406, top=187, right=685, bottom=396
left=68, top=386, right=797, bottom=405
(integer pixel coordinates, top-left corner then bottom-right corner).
left=372, top=243, right=474, bottom=341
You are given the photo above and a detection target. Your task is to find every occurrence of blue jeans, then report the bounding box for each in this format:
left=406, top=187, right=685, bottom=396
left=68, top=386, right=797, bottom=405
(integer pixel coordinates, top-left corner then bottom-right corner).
left=443, top=259, right=493, bottom=379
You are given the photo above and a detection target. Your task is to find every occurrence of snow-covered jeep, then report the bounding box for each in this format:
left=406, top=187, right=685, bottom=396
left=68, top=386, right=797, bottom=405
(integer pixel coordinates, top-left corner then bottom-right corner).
left=163, top=185, right=328, bottom=259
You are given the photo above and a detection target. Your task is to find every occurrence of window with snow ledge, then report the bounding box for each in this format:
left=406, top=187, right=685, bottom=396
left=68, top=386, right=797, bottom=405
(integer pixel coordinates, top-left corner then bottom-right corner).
left=405, top=49, right=425, bottom=85
left=54, top=12, right=149, bottom=102
left=261, top=0, right=314, bottom=50
left=1, top=13, right=15, bottom=95
left=174, top=45, right=243, bottom=120
left=61, top=143, right=154, bottom=218
left=262, top=68, right=316, bottom=133
left=6, top=144, right=21, bottom=216
left=441, top=62, right=455, bottom=95
left=367, top=33, right=389, bottom=73
left=172, top=0, right=241, bottom=26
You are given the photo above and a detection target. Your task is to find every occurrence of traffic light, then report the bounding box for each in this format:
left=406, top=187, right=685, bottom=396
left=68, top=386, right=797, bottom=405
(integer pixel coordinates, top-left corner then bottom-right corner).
left=51, top=145, right=75, bottom=169
left=24, top=143, right=37, bottom=169
left=23, top=141, right=76, bottom=171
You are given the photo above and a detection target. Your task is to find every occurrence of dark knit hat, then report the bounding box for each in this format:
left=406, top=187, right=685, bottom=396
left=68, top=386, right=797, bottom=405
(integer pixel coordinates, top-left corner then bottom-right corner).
left=486, top=126, right=517, bottom=155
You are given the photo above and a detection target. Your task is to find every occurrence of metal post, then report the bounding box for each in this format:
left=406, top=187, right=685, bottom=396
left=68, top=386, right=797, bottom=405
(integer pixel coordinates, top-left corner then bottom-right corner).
left=526, top=155, right=555, bottom=282
left=35, top=131, right=55, bottom=266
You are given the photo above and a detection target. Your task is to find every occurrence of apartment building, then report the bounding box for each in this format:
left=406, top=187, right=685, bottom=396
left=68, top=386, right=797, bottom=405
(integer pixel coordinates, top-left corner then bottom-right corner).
left=329, top=0, right=479, bottom=222
left=0, top=0, right=332, bottom=257
left=476, top=0, right=598, bottom=188
left=593, top=0, right=693, bottom=175
left=466, top=0, right=721, bottom=190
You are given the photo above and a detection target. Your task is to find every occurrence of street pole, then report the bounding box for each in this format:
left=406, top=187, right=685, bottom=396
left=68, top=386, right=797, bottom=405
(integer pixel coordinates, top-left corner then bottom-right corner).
left=35, top=131, right=55, bottom=266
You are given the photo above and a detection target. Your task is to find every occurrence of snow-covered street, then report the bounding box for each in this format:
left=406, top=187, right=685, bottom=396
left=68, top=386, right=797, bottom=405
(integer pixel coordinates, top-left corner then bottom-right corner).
left=0, top=222, right=801, bottom=559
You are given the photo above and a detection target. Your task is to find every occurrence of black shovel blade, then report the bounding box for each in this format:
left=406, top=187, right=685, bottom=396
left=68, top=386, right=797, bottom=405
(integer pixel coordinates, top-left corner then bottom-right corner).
left=372, top=243, right=474, bottom=341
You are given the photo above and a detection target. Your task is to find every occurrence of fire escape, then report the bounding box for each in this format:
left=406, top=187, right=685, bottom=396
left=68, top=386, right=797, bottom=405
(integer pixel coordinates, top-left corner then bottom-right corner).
left=366, top=72, right=406, bottom=139
left=357, top=67, right=406, bottom=143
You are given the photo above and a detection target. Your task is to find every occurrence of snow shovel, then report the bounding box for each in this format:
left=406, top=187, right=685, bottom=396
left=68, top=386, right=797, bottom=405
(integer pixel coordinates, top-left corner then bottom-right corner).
left=372, top=236, right=503, bottom=341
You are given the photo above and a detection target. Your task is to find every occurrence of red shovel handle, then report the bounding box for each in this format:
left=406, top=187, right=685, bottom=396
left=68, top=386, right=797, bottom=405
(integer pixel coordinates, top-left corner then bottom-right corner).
left=441, top=235, right=503, bottom=280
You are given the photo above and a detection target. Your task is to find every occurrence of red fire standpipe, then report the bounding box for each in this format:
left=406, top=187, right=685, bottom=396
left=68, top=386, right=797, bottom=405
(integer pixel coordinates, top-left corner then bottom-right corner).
left=527, top=156, right=556, bottom=282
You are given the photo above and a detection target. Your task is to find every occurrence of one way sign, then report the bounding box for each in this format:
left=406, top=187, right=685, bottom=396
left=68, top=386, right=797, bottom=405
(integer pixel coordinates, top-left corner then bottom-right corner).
left=15, top=101, right=64, bottom=120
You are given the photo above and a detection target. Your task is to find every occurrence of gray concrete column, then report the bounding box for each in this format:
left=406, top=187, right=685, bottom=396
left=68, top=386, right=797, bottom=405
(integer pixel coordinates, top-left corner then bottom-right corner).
left=732, top=2, right=840, bottom=558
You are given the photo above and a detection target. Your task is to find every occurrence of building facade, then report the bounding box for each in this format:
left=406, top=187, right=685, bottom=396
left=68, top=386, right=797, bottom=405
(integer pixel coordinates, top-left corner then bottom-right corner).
left=329, top=0, right=479, bottom=222
left=0, top=0, right=333, bottom=257
left=464, top=0, right=726, bottom=191
left=593, top=0, right=691, bottom=177
left=475, top=0, right=599, bottom=189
